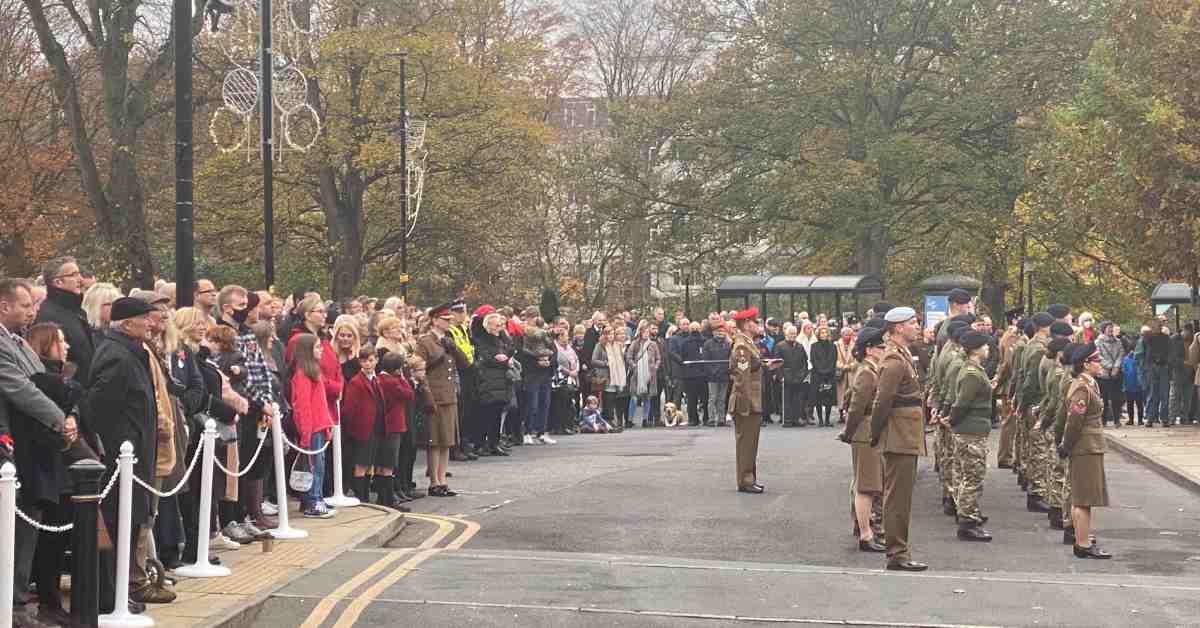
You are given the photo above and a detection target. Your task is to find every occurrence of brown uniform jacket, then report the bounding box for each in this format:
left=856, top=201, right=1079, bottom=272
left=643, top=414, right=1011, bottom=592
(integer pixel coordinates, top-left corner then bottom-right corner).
left=870, top=342, right=926, bottom=456
left=728, top=331, right=762, bottom=415
left=416, top=332, right=468, bottom=406
left=1063, top=373, right=1105, bottom=456
left=843, top=356, right=879, bottom=444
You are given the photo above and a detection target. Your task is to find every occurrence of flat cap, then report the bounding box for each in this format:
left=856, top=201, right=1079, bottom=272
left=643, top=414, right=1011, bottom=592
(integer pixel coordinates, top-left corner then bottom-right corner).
left=1032, top=312, right=1055, bottom=328
left=111, top=296, right=156, bottom=322
left=959, top=331, right=990, bottom=351
left=128, top=288, right=169, bottom=306
left=947, top=288, right=973, bottom=305
left=884, top=306, right=916, bottom=323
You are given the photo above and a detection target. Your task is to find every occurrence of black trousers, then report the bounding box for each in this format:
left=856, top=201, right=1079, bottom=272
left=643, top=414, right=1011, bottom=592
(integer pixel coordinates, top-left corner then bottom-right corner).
left=475, top=401, right=506, bottom=448
left=783, top=380, right=806, bottom=424
left=549, top=387, right=576, bottom=432
left=1098, top=377, right=1124, bottom=424
left=682, top=379, right=707, bottom=424
left=32, top=500, right=71, bottom=611
left=396, top=429, right=418, bottom=488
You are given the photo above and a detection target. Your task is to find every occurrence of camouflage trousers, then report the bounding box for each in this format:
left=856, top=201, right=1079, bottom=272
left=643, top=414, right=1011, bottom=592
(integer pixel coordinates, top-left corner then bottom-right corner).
left=953, top=433, right=989, bottom=524
left=1044, top=433, right=1066, bottom=509
left=1028, top=428, right=1054, bottom=496
left=1061, top=455, right=1073, bottom=527
left=1012, top=406, right=1026, bottom=474
left=939, top=425, right=957, bottom=500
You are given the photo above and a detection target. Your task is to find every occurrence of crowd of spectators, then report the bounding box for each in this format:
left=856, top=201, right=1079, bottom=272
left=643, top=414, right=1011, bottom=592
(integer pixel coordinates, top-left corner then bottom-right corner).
left=4, top=259, right=1199, bottom=628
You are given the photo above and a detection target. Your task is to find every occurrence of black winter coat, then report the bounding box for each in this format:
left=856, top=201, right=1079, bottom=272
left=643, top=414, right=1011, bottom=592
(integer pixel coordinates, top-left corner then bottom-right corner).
left=36, top=286, right=96, bottom=385
left=81, top=330, right=158, bottom=525
left=473, top=331, right=514, bottom=405
left=700, top=337, right=732, bottom=383
left=679, top=333, right=706, bottom=380
left=809, top=340, right=838, bottom=384
left=775, top=340, right=809, bottom=385
left=191, top=346, right=240, bottom=449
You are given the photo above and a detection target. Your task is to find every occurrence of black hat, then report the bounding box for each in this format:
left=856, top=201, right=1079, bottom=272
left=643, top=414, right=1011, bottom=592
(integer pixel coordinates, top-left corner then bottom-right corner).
left=863, top=317, right=887, bottom=330
left=1047, top=337, right=1071, bottom=355
left=1022, top=319, right=1037, bottom=338
left=1032, top=312, right=1054, bottom=328
left=872, top=301, right=895, bottom=315
left=959, top=331, right=989, bottom=351
left=948, top=288, right=973, bottom=305
left=1049, top=321, right=1074, bottom=338
left=1047, top=304, right=1070, bottom=319
left=1070, top=342, right=1098, bottom=366
left=450, top=299, right=467, bottom=313
left=1059, top=342, right=1079, bottom=366
left=110, top=297, right=156, bottom=322
left=949, top=313, right=977, bottom=325
left=855, top=327, right=885, bottom=353
left=1005, top=307, right=1025, bottom=324
left=766, top=317, right=780, bottom=327
left=946, top=320, right=970, bottom=341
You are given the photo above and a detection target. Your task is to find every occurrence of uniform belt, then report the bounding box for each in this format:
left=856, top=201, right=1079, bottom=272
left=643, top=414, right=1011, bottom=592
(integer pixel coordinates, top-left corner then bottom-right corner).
left=892, top=398, right=923, bottom=408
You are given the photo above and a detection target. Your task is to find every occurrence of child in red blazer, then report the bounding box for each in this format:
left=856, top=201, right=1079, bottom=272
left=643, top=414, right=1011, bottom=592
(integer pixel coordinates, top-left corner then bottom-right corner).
left=341, top=345, right=415, bottom=508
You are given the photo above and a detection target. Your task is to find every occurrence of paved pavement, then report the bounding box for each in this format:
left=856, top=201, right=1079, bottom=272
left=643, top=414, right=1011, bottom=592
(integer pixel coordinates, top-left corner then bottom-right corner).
left=232, top=422, right=1200, bottom=627
left=1105, top=423, right=1200, bottom=495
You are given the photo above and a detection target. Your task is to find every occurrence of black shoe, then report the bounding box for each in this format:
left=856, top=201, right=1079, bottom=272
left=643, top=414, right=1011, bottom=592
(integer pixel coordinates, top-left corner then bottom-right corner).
left=490, top=446, right=511, bottom=457
left=1073, top=544, right=1112, bottom=559
left=1018, top=473, right=1028, bottom=491
left=957, top=524, right=993, bottom=542
left=1047, top=507, right=1063, bottom=530
left=1027, top=494, right=1051, bottom=513
left=737, top=484, right=764, bottom=494
left=1063, top=527, right=1076, bottom=545
left=886, top=560, right=928, bottom=572
left=942, top=497, right=957, bottom=516
left=38, top=606, right=72, bottom=627
left=997, top=462, right=1012, bottom=469
left=858, top=538, right=887, bottom=552
left=129, top=599, right=147, bottom=614
left=465, top=448, right=479, bottom=461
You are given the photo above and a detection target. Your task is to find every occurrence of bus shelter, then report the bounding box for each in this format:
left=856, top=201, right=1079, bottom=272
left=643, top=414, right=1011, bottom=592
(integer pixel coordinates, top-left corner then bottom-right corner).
left=715, top=274, right=885, bottom=323
left=919, top=274, right=981, bottom=332
left=1150, top=282, right=1196, bottom=329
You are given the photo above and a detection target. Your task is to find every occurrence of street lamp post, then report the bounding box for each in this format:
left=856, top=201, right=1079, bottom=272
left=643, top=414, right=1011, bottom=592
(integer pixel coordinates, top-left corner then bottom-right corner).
left=261, top=0, right=275, bottom=288
left=398, top=52, right=408, bottom=301
left=174, top=0, right=194, bottom=306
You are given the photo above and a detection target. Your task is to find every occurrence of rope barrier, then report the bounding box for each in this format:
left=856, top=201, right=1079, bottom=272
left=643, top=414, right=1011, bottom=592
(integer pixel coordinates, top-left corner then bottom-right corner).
left=280, top=429, right=331, bottom=456
left=212, top=434, right=269, bottom=478
left=132, top=441, right=204, bottom=498
left=9, top=468, right=121, bottom=534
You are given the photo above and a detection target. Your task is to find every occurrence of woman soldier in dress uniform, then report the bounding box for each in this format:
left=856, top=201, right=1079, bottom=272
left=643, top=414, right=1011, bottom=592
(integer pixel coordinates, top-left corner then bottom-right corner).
left=1058, top=343, right=1113, bottom=559
left=838, top=327, right=886, bottom=552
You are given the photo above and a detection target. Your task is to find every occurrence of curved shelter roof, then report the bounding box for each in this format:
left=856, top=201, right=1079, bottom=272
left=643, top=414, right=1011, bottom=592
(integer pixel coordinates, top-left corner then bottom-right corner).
left=1151, top=283, right=1194, bottom=304
left=918, top=274, right=981, bottom=293
left=716, top=274, right=883, bottom=295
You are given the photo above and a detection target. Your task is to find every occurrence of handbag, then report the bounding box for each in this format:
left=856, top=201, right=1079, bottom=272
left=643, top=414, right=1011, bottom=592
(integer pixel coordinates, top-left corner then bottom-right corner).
left=202, top=411, right=239, bottom=443
left=288, top=454, right=314, bottom=492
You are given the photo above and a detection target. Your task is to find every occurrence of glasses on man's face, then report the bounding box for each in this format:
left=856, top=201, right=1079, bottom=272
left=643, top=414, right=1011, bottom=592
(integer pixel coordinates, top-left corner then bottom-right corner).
left=197, top=289, right=217, bottom=296
left=56, top=270, right=82, bottom=280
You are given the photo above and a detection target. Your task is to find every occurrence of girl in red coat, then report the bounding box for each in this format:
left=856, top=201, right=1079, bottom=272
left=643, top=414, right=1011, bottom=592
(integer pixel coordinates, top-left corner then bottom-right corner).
left=290, top=334, right=336, bottom=518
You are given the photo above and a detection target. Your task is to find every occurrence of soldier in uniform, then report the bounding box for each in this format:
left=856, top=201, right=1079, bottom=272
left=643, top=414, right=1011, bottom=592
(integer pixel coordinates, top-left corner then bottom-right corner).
left=934, top=289, right=976, bottom=347
left=1036, top=335, right=1071, bottom=528
left=1009, top=319, right=1037, bottom=489
left=1052, top=343, right=1079, bottom=533
left=993, top=321, right=1024, bottom=469
left=949, top=331, right=994, bottom=541
left=729, top=307, right=769, bottom=493
left=932, top=319, right=972, bottom=516
left=1017, top=312, right=1055, bottom=512
left=838, top=327, right=886, bottom=552
left=869, top=307, right=928, bottom=571
left=1059, top=343, right=1113, bottom=559
left=416, top=303, right=470, bottom=496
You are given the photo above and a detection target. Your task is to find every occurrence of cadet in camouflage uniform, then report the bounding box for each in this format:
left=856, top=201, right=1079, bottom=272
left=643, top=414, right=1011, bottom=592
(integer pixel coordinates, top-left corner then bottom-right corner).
left=949, top=331, right=994, bottom=541
left=1008, top=320, right=1037, bottom=490
left=1016, top=312, right=1055, bottom=512
left=928, top=318, right=972, bottom=515
left=1052, top=343, right=1080, bottom=534
left=1035, top=336, right=1073, bottom=529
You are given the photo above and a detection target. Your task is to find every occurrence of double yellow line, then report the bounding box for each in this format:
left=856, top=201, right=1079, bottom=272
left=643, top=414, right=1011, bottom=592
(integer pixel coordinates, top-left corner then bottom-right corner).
left=300, top=513, right=481, bottom=628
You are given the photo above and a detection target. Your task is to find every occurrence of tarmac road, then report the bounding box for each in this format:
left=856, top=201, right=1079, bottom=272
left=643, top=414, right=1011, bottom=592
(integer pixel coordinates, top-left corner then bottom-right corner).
left=256, top=421, right=1200, bottom=627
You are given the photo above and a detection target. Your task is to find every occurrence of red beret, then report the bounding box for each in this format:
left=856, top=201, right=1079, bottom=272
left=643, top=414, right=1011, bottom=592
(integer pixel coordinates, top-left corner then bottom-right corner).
left=732, top=306, right=759, bottom=322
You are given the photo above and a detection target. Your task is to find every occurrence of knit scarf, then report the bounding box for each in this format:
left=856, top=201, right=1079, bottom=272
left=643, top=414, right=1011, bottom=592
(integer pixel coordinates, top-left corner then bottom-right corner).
left=605, top=341, right=627, bottom=392
left=632, top=340, right=652, bottom=397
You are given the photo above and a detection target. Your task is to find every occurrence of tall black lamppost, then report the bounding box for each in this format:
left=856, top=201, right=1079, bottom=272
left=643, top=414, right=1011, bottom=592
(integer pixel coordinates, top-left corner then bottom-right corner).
left=261, top=0, right=275, bottom=288
left=174, top=0, right=194, bottom=306
left=398, top=51, right=409, bottom=301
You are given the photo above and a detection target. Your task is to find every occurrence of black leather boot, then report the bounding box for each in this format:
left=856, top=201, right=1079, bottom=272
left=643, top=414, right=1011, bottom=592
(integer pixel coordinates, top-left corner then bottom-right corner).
left=957, top=522, right=993, bottom=542
left=1027, top=494, right=1051, bottom=513
left=1047, top=507, right=1064, bottom=530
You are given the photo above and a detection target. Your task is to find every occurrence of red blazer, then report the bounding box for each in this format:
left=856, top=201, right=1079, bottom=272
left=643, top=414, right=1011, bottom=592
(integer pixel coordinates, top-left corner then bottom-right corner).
left=341, top=372, right=385, bottom=442
left=377, top=373, right=415, bottom=435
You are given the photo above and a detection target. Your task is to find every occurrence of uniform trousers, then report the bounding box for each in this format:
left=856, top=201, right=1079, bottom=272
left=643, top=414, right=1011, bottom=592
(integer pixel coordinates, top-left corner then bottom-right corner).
left=997, top=399, right=1016, bottom=466
left=882, top=452, right=918, bottom=564
left=953, top=433, right=988, bottom=523
left=732, top=412, right=760, bottom=488
left=938, top=426, right=956, bottom=501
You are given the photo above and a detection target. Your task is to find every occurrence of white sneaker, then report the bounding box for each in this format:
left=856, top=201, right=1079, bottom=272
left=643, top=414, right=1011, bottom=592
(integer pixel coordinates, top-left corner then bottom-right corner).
left=261, top=501, right=279, bottom=516
left=523, top=434, right=536, bottom=445
left=538, top=434, right=557, bottom=445
left=215, top=533, right=241, bottom=550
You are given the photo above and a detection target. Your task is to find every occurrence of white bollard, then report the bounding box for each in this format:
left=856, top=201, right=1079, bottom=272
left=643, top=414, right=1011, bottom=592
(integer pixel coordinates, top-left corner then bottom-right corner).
left=1, top=463, right=17, bottom=628
left=324, top=422, right=359, bottom=508
left=98, top=442, right=154, bottom=628
left=268, top=406, right=307, bottom=539
left=175, top=420, right=231, bottom=578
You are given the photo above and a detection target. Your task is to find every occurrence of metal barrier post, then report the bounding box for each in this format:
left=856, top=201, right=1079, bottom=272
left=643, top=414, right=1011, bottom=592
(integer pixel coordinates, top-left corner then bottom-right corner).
left=98, top=443, right=153, bottom=627
left=70, top=458, right=106, bottom=628
left=1, top=463, right=16, bottom=628
left=175, top=421, right=231, bottom=577
left=268, top=409, right=306, bottom=539
left=324, top=422, right=359, bottom=508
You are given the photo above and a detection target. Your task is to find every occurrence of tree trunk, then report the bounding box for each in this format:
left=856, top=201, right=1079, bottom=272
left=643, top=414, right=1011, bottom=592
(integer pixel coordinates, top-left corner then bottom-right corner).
left=981, top=246, right=1007, bottom=323
left=321, top=167, right=365, bottom=301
